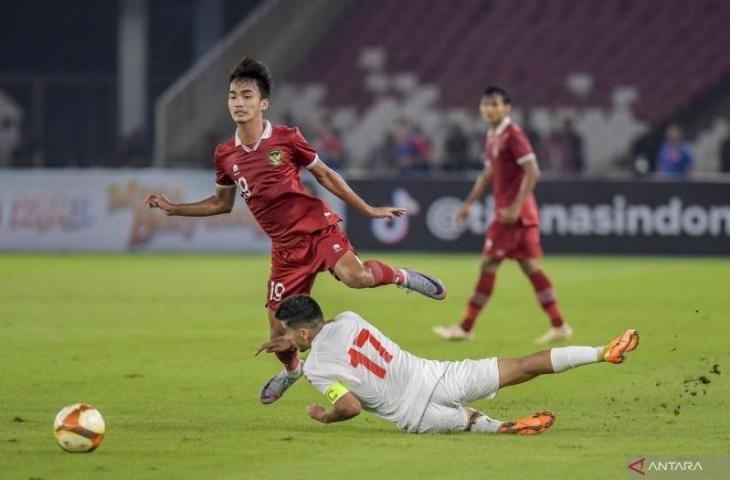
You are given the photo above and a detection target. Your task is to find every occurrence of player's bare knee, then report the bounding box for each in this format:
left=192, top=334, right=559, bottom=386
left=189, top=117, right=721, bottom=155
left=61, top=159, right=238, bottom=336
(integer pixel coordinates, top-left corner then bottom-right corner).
left=481, top=258, right=501, bottom=273
left=504, top=357, right=529, bottom=375
left=518, top=259, right=540, bottom=275
left=498, top=358, right=521, bottom=387
left=517, top=356, right=533, bottom=373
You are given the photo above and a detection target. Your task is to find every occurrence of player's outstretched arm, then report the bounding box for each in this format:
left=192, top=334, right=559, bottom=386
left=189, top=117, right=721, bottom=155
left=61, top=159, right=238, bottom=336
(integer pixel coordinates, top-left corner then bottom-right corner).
left=456, top=164, right=493, bottom=225
left=144, top=185, right=236, bottom=217
left=253, top=335, right=295, bottom=356
left=307, top=393, right=361, bottom=424
left=308, top=162, right=405, bottom=219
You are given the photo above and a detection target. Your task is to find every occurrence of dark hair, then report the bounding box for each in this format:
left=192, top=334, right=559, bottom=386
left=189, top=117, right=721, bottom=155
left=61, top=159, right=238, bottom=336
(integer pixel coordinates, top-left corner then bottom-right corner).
left=276, top=295, right=324, bottom=328
left=229, top=57, right=272, bottom=98
left=483, top=85, right=511, bottom=104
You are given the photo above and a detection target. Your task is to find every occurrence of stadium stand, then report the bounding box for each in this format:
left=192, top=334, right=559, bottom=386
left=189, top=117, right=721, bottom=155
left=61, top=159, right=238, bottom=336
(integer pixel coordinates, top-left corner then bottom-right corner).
left=297, top=0, right=730, bottom=122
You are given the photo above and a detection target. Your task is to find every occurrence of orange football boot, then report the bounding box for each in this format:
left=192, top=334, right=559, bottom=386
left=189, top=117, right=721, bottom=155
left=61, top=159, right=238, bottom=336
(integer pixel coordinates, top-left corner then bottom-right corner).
left=602, top=329, right=640, bottom=364
left=497, top=411, right=555, bottom=435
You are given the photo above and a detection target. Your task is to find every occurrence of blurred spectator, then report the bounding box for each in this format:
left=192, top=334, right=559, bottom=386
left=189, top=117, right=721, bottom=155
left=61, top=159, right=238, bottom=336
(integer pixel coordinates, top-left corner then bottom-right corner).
left=372, top=130, right=397, bottom=175
left=563, top=120, right=584, bottom=173
left=116, top=130, right=148, bottom=168
left=522, top=112, right=541, bottom=157
left=472, top=126, right=488, bottom=166
left=412, top=126, right=432, bottom=171
left=540, top=120, right=584, bottom=173
left=720, top=135, right=730, bottom=173
left=281, top=112, right=295, bottom=128
left=656, top=125, right=693, bottom=179
left=8, top=135, right=39, bottom=168
left=0, top=90, right=23, bottom=167
left=392, top=119, right=429, bottom=176
left=630, top=131, right=663, bottom=175
left=442, top=123, right=471, bottom=171
left=311, top=119, right=345, bottom=171
left=540, top=130, right=565, bottom=172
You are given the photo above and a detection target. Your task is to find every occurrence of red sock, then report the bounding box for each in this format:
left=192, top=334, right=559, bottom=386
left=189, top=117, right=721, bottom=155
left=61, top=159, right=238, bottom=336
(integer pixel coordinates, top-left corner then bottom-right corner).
left=275, top=348, right=300, bottom=372
left=364, top=259, right=405, bottom=286
left=460, top=272, right=495, bottom=332
left=528, top=270, right=564, bottom=327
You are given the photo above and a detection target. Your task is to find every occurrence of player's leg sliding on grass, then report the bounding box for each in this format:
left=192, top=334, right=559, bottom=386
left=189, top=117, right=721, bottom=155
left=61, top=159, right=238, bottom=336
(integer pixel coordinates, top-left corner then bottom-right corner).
left=257, top=294, right=639, bottom=435
left=432, top=85, right=570, bottom=343
left=483, top=333, right=638, bottom=434
left=417, top=331, right=638, bottom=435
left=260, top=249, right=445, bottom=404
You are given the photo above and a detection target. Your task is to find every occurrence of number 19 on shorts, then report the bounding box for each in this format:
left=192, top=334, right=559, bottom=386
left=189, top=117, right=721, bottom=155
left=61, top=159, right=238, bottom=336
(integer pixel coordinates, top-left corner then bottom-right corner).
left=269, top=281, right=286, bottom=303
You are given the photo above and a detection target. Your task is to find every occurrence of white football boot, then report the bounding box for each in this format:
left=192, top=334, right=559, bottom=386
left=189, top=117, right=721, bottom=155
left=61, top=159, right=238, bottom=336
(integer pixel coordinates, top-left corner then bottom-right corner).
left=534, top=324, right=573, bottom=344
left=432, top=324, right=474, bottom=341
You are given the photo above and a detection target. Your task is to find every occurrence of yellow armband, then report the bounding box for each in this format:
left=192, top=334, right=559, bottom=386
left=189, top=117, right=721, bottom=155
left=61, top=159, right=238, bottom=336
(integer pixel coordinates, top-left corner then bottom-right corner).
left=324, top=381, right=349, bottom=405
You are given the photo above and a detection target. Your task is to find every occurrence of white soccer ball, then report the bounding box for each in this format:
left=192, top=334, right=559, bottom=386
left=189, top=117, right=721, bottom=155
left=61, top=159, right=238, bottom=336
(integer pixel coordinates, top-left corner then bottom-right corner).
left=53, top=403, right=106, bottom=453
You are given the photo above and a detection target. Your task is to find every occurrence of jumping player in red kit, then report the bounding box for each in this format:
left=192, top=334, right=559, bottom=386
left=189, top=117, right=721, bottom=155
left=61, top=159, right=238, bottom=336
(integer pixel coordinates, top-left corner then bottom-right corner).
left=145, top=57, right=446, bottom=404
left=433, top=86, right=572, bottom=344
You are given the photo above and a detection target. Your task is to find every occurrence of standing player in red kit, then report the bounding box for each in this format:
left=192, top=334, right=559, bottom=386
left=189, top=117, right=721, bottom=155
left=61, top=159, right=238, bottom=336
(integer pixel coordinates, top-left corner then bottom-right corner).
left=145, top=57, right=446, bottom=404
left=433, top=86, right=572, bottom=343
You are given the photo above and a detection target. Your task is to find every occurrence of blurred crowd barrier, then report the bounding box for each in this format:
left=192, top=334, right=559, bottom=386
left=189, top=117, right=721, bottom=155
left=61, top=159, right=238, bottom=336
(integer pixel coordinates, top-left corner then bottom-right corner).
left=345, top=179, right=730, bottom=255
left=1, top=170, right=728, bottom=255
left=0, top=170, right=341, bottom=252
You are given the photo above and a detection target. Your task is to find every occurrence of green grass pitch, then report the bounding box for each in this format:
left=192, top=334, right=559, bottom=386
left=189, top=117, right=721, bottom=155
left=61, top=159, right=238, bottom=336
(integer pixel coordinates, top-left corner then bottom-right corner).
left=1, top=253, right=729, bottom=479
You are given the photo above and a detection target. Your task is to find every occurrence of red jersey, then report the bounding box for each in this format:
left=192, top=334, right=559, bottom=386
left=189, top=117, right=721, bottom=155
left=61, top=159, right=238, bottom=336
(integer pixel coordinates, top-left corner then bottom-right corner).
left=214, top=121, right=341, bottom=244
left=485, top=117, right=540, bottom=226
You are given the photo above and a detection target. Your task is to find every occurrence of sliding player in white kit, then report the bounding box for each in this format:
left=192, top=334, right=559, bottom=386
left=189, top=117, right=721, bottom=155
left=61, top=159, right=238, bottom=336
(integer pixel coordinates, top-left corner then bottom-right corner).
left=255, top=295, right=639, bottom=434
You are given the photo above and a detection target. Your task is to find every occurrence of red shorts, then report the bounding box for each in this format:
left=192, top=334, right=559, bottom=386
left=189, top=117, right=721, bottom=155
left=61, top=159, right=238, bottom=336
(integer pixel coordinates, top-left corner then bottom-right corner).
left=483, top=221, right=543, bottom=260
left=266, top=223, right=353, bottom=310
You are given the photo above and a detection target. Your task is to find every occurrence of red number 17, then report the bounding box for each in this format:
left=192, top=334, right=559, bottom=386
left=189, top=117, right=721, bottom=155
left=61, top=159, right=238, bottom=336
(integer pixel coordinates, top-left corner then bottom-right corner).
left=347, top=328, right=393, bottom=379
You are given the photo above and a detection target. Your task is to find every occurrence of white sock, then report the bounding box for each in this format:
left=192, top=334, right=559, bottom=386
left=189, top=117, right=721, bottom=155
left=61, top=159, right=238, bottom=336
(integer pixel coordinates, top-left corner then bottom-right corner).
left=285, top=362, right=303, bottom=379
left=470, top=414, right=504, bottom=433
left=550, top=346, right=603, bottom=373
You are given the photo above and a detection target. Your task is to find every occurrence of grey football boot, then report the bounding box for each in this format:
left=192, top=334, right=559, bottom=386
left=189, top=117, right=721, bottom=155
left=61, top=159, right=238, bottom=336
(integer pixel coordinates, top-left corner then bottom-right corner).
left=399, top=268, right=447, bottom=300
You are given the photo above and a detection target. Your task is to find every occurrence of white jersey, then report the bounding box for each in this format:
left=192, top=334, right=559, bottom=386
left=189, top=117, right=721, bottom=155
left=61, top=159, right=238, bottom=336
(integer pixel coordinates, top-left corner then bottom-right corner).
left=303, top=311, right=448, bottom=432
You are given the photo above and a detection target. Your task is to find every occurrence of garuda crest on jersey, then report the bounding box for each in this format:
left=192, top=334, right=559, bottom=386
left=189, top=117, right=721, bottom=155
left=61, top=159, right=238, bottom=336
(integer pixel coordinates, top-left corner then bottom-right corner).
left=267, top=148, right=283, bottom=167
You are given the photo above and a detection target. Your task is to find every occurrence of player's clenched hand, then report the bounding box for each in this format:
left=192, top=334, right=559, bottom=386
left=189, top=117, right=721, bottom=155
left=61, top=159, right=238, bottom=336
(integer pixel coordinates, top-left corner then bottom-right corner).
left=497, top=206, right=520, bottom=225
left=144, top=192, right=176, bottom=215
left=368, top=206, right=406, bottom=219
left=254, top=335, right=295, bottom=356
left=306, top=404, right=327, bottom=423
left=455, top=203, right=472, bottom=226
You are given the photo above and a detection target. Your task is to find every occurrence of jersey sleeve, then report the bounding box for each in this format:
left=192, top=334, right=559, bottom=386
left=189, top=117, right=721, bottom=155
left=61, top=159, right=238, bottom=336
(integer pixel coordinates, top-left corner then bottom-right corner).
left=213, top=146, right=235, bottom=187
left=510, top=128, right=537, bottom=165
left=291, top=128, right=321, bottom=170
left=303, top=357, right=348, bottom=404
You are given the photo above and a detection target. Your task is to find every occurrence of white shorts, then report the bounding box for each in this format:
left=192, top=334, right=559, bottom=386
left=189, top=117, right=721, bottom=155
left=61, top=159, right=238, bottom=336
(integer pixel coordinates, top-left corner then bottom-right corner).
left=415, top=358, right=500, bottom=434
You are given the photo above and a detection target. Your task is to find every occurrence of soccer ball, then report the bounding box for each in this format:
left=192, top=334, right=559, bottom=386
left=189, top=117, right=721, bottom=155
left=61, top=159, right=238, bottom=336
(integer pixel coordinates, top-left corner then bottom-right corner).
left=53, top=403, right=106, bottom=453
